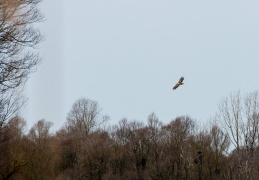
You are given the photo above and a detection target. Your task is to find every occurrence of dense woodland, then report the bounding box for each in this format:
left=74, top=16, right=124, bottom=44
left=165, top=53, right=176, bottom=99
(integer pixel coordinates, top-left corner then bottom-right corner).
left=0, top=97, right=259, bottom=180
left=1, top=1, right=259, bottom=180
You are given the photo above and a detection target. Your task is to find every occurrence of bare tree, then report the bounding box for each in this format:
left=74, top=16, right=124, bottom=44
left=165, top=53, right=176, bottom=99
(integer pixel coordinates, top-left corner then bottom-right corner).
left=217, top=90, right=259, bottom=153
left=210, top=126, right=230, bottom=158
left=27, top=119, right=56, bottom=179
left=109, top=119, right=132, bottom=178
left=147, top=112, right=163, bottom=159
left=216, top=90, right=259, bottom=179
left=162, top=116, right=195, bottom=180
left=243, top=91, right=259, bottom=155
left=0, top=0, right=44, bottom=128
left=56, top=98, right=110, bottom=179
left=28, top=119, right=53, bottom=145
left=66, top=98, right=109, bottom=136
left=0, top=90, right=25, bottom=129
left=0, top=0, right=43, bottom=93
left=218, top=91, right=242, bottom=151
left=207, top=126, right=230, bottom=179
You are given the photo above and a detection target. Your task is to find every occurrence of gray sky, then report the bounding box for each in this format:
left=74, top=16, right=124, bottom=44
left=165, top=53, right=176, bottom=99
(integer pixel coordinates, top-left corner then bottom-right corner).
left=22, top=0, right=259, bottom=131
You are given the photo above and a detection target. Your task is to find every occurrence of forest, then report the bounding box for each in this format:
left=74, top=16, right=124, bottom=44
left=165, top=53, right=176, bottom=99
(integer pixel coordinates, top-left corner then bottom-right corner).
left=1, top=95, right=259, bottom=180
left=1, top=1, right=259, bottom=180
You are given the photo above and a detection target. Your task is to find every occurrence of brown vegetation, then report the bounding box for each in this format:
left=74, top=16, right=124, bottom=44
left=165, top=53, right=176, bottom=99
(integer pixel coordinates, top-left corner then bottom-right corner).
left=1, top=102, right=259, bottom=180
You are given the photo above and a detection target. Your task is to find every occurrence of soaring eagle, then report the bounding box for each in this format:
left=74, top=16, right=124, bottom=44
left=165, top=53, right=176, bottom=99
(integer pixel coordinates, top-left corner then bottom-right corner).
left=173, top=77, right=184, bottom=90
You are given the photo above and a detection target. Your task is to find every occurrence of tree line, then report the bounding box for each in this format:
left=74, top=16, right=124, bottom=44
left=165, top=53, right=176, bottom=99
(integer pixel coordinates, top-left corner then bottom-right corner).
left=0, top=95, right=259, bottom=180
left=0, top=1, right=259, bottom=179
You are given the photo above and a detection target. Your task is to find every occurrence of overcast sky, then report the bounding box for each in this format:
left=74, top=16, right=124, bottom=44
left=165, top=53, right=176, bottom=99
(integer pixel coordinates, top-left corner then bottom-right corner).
left=21, top=0, right=259, bottom=132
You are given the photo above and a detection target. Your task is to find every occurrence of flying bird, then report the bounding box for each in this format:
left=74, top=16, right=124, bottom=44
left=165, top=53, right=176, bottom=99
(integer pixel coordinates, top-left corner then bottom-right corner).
left=173, top=77, right=184, bottom=90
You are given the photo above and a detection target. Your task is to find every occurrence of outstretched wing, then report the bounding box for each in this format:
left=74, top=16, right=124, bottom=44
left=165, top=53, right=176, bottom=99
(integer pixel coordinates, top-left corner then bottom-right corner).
left=173, top=77, right=184, bottom=90
left=178, top=77, right=184, bottom=83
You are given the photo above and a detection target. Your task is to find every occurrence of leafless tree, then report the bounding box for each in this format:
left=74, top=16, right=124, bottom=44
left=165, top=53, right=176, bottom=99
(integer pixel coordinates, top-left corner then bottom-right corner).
left=162, top=116, right=195, bottom=180
left=217, top=90, right=259, bottom=179
left=207, top=126, right=230, bottom=179
left=210, top=126, right=230, bottom=158
left=0, top=0, right=43, bottom=93
left=28, top=119, right=53, bottom=145
left=66, top=98, right=109, bottom=137
left=242, top=91, right=259, bottom=155
left=218, top=91, right=242, bottom=151
left=217, top=90, right=259, bottom=154
left=57, top=98, right=110, bottom=179
left=147, top=112, right=163, bottom=159
left=27, top=119, right=56, bottom=179
left=0, top=0, right=43, bottom=128
left=0, top=89, right=25, bottom=129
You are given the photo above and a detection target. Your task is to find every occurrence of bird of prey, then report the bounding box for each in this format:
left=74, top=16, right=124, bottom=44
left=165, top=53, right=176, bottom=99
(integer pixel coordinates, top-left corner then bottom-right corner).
left=173, top=77, right=184, bottom=90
